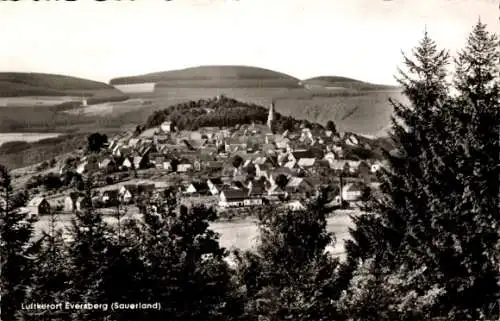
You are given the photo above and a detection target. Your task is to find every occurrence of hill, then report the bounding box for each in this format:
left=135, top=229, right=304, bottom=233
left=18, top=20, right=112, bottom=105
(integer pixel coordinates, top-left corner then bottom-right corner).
left=143, top=95, right=320, bottom=133
left=0, top=72, right=125, bottom=98
left=302, top=76, right=399, bottom=91
left=110, top=65, right=302, bottom=88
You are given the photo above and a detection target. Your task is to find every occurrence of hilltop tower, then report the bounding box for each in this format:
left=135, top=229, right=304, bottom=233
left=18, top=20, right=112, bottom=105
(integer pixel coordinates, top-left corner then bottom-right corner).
left=267, top=100, right=275, bottom=131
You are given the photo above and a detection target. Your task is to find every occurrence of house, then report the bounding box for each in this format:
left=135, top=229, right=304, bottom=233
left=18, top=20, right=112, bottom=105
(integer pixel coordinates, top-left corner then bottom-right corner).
left=207, top=178, right=224, bottom=196
left=128, top=138, right=140, bottom=148
left=246, top=180, right=266, bottom=197
left=133, top=155, right=149, bottom=170
left=161, top=121, right=173, bottom=133
left=26, top=197, right=51, bottom=215
left=177, top=159, right=193, bottom=172
left=185, top=182, right=210, bottom=195
left=151, top=154, right=166, bottom=168
left=323, top=152, right=337, bottom=162
left=289, top=150, right=315, bottom=163
left=102, top=189, right=119, bottom=206
left=341, top=182, right=366, bottom=202
left=76, top=160, right=98, bottom=175
left=218, top=189, right=263, bottom=208
left=119, top=186, right=134, bottom=203
left=297, top=158, right=316, bottom=168
left=122, top=157, right=133, bottom=169
left=345, top=134, right=359, bottom=146
left=75, top=196, right=91, bottom=212
left=285, top=177, right=314, bottom=194
left=329, top=160, right=350, bottom=174
left=346, top=161, right=362, bottom=174
left=99, top=158, right=117, bottom=172
left=59, top=163, right=71, bottom=176
left=255, top=163, right=273, bottom=178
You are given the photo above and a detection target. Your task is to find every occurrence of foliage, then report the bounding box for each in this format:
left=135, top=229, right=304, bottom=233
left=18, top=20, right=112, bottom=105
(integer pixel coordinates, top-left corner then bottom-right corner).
left=234, top=189, right=342, bottom=321
left=274, top=174, right=289, bottom=189
left=87, top=132, right=108, bottom=153
left=325, top=120, right=337, bottom=133
left=0, top=164, right=37, bottom=320
left=232, top=155, right=244, bottom=168
left=344, top=24, right=500, bottom=320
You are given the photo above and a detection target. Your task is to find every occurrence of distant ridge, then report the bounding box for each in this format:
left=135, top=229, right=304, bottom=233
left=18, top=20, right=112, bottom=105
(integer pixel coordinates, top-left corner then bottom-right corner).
left=0, top=72, right=125, bottom=98
left=109, top=65, right=302, bottom=88
left=302, top=76, right=399, bottom=91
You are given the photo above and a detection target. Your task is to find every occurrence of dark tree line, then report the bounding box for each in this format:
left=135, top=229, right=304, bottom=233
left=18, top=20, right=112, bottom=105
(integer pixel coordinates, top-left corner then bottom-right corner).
left=1, top=22, right=498, bottom=321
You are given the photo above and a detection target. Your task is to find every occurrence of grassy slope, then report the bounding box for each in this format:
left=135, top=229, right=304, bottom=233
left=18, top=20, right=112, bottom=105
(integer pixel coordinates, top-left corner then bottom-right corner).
left=302, top=76, right=400, bottom=91
left=0, top=72, right=125, bottom=98
left=110, top=65, right=302, bottom=88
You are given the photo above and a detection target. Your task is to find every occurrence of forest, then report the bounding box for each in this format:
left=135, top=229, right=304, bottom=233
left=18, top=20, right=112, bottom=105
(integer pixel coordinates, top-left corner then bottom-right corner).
left=143, top=95, right=323, bottom=132
left=0, top=22, right=499, bottom=321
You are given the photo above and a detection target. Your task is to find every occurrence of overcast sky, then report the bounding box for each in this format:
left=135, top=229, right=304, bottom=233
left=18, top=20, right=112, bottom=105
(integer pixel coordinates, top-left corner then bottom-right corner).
left=1, top=0, right=497, bottom=85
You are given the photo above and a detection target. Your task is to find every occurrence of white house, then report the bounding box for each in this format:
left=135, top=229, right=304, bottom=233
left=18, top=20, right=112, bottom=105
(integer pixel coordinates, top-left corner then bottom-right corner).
left=177, top=161, right=193, bottom=173
left=161, top=121, right=173, bottom=133
left=218, top=189, right=262, bottom=208
left=341, top=182, right=365, bottom=202
left=119, top=186, right=134, bottom=203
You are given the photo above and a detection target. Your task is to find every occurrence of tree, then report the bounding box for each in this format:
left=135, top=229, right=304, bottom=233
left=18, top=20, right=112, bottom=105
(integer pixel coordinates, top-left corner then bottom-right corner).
left=344, top=25, right=500, bottom=320
left=445, top=20, right=500, bottom=319
left=275, top=174, right=288, bottom=190
left=65, top=175, right=113, bottom=320
left=123, top=204, right=243, bottom=321
left=87, top=133, right=108, bottom=153
left=24, top=212, right=71, bottom=321
left=232, top=155, right=244, bottom=169
left=343, top=30, right=450, bottom=317
left=326, top=120, right=337, bottom=133
left=235, top=190, right=342, bottom=320
left=0, top=164, right=37, bottom=320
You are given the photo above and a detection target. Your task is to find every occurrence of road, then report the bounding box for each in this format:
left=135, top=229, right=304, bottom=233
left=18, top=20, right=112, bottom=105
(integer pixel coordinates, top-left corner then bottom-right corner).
left=34, top=210, right=357, bottom=259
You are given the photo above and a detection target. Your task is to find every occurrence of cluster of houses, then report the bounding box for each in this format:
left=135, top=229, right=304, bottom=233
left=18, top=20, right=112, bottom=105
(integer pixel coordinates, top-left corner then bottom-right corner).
left=22, top=103, right=389, bottom=216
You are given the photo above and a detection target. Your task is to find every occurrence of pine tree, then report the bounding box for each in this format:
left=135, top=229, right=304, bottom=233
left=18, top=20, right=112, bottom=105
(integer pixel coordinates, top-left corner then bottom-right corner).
left=342, top=31, right=454, bottom=319
left=65, top=172, right=113, bottom=320
left=23, top=210, right=71, bottom=321
left=344, top=24, right=500, bottom=320
left=445, top=20, right=500, bottom=319
left=0, top=164, right=37, bottom=320
left=121, top=202, right=241, bottom=321
left=235, top=188, right=342, bottom=321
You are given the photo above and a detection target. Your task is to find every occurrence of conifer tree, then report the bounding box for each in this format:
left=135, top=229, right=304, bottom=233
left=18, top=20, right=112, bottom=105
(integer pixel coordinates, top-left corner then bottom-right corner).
left=343, top=24, right=500, bottom=320
left=445, top=20, right=500, bottom=319
left=235, top=188, right=342, bottom=321
left=0, top=164, right=37, bottom=320
left=23, top=210, right=71, bottom=321
left=342, top=31, right=453, bottom=318
left=65, top=171, right=113, bottom=320
left=121, top=202, right=241, bottom=321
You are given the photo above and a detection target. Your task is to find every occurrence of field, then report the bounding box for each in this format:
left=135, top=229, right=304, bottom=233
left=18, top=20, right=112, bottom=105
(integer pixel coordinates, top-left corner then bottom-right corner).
left=115, top=87, right=405, bottom=136
left=0, top=132, right=62, bottom=145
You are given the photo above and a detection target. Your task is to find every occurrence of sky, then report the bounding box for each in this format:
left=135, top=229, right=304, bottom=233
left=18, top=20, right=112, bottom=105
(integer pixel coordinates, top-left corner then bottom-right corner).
left=0, top=0, right=497, bottom=86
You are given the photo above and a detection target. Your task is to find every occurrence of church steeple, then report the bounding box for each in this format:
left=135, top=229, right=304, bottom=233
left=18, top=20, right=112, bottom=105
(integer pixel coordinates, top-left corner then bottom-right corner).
left=267, top=100, right=275, bottom=131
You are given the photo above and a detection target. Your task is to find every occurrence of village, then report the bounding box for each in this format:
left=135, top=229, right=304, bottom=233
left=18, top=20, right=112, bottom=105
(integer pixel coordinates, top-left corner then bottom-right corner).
left=14, top=101, right=388, bottom=220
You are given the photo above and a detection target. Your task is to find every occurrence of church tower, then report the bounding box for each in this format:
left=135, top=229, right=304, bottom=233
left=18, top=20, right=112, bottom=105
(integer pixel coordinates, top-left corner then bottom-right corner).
left=267, top=100, right=275, bottom=131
